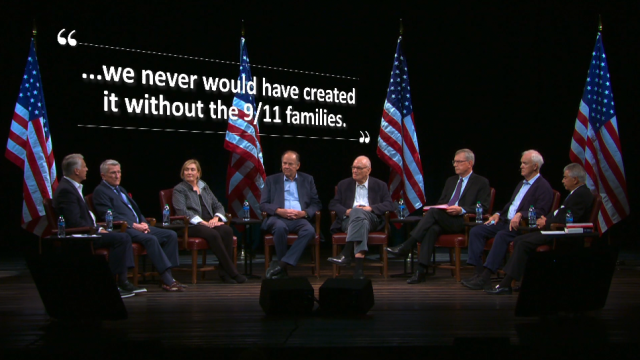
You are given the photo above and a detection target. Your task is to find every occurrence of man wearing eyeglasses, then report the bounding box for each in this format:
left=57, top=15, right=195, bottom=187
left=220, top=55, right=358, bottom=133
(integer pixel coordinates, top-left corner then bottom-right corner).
left=261, top=151, right=322, bottom=279
left=386, top=149, right=491, bottom=284
left=327, top=156, right=395, bottom=279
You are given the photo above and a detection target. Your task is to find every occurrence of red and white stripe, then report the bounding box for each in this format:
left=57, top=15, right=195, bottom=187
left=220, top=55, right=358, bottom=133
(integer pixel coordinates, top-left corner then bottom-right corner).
left=570, top=100, right=629, bottom=234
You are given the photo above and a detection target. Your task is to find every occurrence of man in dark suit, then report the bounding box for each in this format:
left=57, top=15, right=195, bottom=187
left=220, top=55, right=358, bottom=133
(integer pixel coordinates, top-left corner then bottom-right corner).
left=92, top=159, right=184, bottom=292
left=52, top=154, right=140, bottom=298
left=386, top=149, right=491, bottom=284
left=260, top=151, right=322, bottom=279
left=327, top=156, right=395, bottom=279
left=463, top=150, right=554, bottom=290
left=485, top=163, right=594, bottom=294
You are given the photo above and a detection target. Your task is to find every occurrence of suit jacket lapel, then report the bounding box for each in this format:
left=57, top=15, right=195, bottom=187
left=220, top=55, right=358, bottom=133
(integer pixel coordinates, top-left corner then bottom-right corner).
left=347, top=180, right=356, bottom=206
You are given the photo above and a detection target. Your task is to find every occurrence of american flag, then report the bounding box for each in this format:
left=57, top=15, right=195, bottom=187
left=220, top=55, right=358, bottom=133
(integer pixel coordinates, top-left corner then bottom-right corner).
left=376, top=36, right=426, bottom=213
left=569, top=32, right=629, bottom=234
left=224, top=37, right=266, bottom=219
left=5, top=39, right=58, bottom=235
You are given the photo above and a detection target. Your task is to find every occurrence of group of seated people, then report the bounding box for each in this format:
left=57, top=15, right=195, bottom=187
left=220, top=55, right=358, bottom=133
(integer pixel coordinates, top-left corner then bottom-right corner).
left=52, top=147, right=594, bottom=298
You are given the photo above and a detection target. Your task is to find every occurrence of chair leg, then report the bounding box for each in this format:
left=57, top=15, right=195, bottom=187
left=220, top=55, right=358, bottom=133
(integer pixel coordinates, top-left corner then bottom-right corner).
left=233, top=243, right=238, bottom=267
left=133, top=254, right=139, bottom=286
left=202, top=251, right=207, bottom=280
left=449, top=249, right=455, bottom=277
left=382, top=244, right=388, bottom=279
left=191, top=250, right=198, bottom=284
left=314, top=241, right=321, bottom=279
left=264, top=243, right=270, bottom=271
left=454, top=247, right=461, bottom=282
left=332, top=244, right=339, bottom=277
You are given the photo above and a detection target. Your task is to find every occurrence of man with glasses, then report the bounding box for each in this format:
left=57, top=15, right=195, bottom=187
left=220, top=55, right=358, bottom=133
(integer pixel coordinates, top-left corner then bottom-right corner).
left=386, top=149, right=491, bottom=284
left=260, top=151, right=322, bottom=279
left=327, top=156, right=395, bottom=279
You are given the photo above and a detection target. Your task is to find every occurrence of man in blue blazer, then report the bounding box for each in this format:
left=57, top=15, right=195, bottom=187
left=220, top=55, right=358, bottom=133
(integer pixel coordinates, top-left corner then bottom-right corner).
left=92, top=159, right=183, bottom=291
left=327, top=156, right=395, bottom=279
left=260, top=151, right=322, bottom=279
left=53, top=154, right=139, bottom=298
left=486, top=163, right=594, bottom=295
left=463, top=150, right=554, bottom=290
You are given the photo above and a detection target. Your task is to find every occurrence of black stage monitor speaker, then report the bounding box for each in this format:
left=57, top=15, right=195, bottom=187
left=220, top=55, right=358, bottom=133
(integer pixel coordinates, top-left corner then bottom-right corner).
left=259, top=277, right=314, bottom=315
left=515, top=245, right=617, bottom=317
left=25, top=253, right=128, bottom=321
left=319, top=278, right=374, bottom=315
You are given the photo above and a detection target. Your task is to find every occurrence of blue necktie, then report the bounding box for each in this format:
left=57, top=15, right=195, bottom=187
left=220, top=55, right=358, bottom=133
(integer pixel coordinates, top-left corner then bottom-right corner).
left=448, top=178, right=464, bottom=206
left=116, top=187, right=139, bottom=223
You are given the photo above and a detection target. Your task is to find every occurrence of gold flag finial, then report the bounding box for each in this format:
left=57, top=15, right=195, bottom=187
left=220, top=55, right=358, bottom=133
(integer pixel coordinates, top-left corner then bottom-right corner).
left=32, top=19, right=37, bottom=50
left=241, top=20, right=245, bottom=37
left=598, top=14, right=602, bottom=32
left=399, top=18, right=403, bottom=35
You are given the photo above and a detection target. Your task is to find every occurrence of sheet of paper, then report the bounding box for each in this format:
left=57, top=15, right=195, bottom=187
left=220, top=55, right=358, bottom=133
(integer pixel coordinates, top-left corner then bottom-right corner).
left=540, top=231, right=565, bottom=235
left=423, top=204, right=449, bottom=210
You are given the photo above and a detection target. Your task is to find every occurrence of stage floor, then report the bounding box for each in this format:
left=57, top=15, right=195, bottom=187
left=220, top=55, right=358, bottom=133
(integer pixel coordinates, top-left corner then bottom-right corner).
left=1, top=249, right=639, bottom=359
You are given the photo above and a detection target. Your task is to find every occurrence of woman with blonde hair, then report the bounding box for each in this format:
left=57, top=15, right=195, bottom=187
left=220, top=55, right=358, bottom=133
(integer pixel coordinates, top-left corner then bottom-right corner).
left=172, top=159, right=246, bottom=284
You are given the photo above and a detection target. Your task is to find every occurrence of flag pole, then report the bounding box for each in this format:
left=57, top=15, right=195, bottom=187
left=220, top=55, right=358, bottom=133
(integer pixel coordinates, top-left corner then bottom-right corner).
left=598, top=14, right=602, bottom=32
left=32, top=19, right=37, bottom=50
left=399, top=18, right=405, bottom=201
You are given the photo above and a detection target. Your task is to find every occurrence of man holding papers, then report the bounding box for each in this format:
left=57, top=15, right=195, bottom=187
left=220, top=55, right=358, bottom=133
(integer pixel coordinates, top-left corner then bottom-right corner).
left=485, top=163, right=594, bottom=295
left=386, top=149, right=491, bottom=284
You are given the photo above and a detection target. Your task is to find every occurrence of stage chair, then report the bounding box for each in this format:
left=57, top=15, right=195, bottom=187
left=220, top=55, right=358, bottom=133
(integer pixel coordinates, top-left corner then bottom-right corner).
left=159, top=188, right=238, bottom=284
left=263, top=211, right=322, bottom=278
left=416, top=187, right=496, bottom=282
left=85, top=193, right=148, bottom=286
left=545, top=194, right=603, bottom=251
left=42, top=197, right=119, bottom=264
left=330, top=184, right=389, bottom=278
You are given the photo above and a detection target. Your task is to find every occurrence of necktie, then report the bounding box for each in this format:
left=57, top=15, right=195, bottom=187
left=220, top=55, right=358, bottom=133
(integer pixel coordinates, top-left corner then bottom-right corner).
left=116, top=187, right=139, bottom=222
left=448, top=178, right=464, bottom=206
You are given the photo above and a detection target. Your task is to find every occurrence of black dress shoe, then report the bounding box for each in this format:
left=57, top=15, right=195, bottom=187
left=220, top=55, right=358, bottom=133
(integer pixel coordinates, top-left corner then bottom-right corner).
left=271, top=267, right=289, bottom=279
left=485, top=285, right=513, bottom=295
left=327, top=254, right=352, bottom=266
left=353, top=269, right=366, bottom=280
left=386, top=243, right=411, bottom=257
left=462, top=277, right=490, bottom=290
left=407, top=270, right=427, bottom=284
left=461, top=274, right=479, bottom=286
left=265, top=262, right=283, bottom=279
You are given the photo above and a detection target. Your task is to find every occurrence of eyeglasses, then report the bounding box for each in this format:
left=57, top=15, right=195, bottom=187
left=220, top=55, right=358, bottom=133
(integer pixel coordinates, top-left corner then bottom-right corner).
left=452, top=160, right=468, bottom=165
left=351, top=166, right=370, bottom=171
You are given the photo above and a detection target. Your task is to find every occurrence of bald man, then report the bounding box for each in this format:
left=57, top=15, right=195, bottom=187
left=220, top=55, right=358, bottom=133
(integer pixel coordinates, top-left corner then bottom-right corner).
left=327, top=156, right=395, bottom=279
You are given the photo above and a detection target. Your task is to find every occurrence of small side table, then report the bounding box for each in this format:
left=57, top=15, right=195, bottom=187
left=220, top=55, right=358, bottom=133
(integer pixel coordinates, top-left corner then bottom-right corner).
left=389, top=216, right=422, bottom=277
left=230, top=218, right=263, bottom=279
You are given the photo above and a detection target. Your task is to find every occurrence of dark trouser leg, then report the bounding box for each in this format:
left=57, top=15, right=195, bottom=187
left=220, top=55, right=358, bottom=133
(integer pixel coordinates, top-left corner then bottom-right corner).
left=268, top=218, right=290, bottom=263
left=503, top=232, right=550, bottom=281
left=93, top=232, right=134, bottom=277
left=466, top=222, right=505, bottom=268
left=126, top=228, right=173, bottom=274
left=189, top=224, right=238, bottom=276
left=483, top=229, right=518, bottom=273
left=418, top=224, right=442, bottom=267
left=281, top=219, right=315, bottom=266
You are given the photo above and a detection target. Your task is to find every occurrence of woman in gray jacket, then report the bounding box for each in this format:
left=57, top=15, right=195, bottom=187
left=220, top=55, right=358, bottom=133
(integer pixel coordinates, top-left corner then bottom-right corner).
left=173, top=159, right=246, bottom=284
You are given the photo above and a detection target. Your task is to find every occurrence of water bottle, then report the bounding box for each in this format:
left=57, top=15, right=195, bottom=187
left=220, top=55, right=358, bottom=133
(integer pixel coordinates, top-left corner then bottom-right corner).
left=398, top=198, right=406, bottom=219
left=57, top=216, right=66, bottom=237
left=242, top=200, right=250, bottom=221
left=163, top=204, right=170, bottom=226
left=528, top=205, right=536, bottom=228
left=105, top=209, right=113, bottom=231
left=566, top=210, right=573, bottom=224
left=475, top=201, right=483, bottom=223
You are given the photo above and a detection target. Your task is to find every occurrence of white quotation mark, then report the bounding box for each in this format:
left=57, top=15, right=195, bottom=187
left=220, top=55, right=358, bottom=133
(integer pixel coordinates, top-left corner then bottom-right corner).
left=359, top=131, right=370, bottom=144
left=57, top=29, right=77, bottom=46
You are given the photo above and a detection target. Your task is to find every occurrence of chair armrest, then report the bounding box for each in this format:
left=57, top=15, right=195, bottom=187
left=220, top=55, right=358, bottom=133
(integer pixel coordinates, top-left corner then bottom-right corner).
left=146, top=218, right=156, bottom=227
left=96, top=221, right=128, bottom=232
left=225, top=213, right=232, bottom=226
left=53, top=226, right=97, bottom=235
left=330, top=210, right=336, bottom=223
left=549, top=223, right=563, bottom=231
